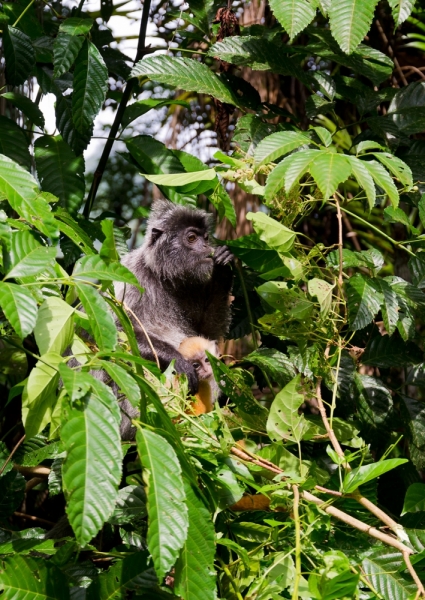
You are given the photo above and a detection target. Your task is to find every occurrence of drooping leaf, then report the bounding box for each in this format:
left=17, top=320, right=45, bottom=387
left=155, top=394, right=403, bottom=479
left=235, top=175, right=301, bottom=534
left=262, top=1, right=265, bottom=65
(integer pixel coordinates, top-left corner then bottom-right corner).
left=310, top=151, right=352, bottom=198
left=3, top=26, right=35, bottom=86
left=34, top=135, right=85, bottom=215
left=264, top=149, right=318, bottom=200
left=402, top=483, right=425, bottom=514
left=388, top=82, right=425, bottom=135
left=53, top=33, right=85, bottom=78
left=345, top=273, right=381, bottom=330
left=372, top=279, right=399, bottom=336
left=72, top=40, right=108, bottom=134
left=0, top=154, right=58, bottom=239
left=61, top=390, right=122, bottom=547
left=246, top=211, right=296, bottom=252
left=136, top=428, right=189, bottom=580
left=5, top=230, right=56, bottom=280
left=22, top=352, right=62, bottom=438
left=75, top=283, right=117, bottom=351
left=131, top=55, right=239, bottom=107
left=254, top=131, right=311, bottom=166
left=0, top=282, right=38, bottom=338
left=0, top=92, right=45, bottom=128
left=269, top=0, right=316, bottom=39
left=371, top=152, right=412, bottom=187
left=174, top=481, right=216, bottom=600
left=0, top=115, right=31, bottom=170
left=348, top=155, right=376, bottom=209
left=34, top=297, right=75, bottom=355
left=144, top=169, right=216, bottom=187
left=73, top=255, right=140, bottom=288
left=86, top=552, right=156, bottom=599
left=59, top=16, right=94, bottom=35
left=99, top=361, right=141, bottom=408
left=343, top=458, right=407, bottom=493
left=56, top=92, right=93, bottom=155
left=388, top=0, right=415, bottom=25
left=267, top=375, right=313, bottom=444
left=0, top=555, right=70, bottom=600
left=328, top=0, right=379, bottom=54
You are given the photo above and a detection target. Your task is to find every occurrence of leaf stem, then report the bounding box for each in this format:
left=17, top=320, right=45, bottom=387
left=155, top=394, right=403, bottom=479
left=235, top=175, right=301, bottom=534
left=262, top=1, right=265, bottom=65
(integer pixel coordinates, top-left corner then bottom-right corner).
left=338, top=206, right=415, bottom=257
left=12, top=0, right=36, bottom=27
left=292, top=484, right=302, bottom=600
left=219, top=558, right=244, bottom=600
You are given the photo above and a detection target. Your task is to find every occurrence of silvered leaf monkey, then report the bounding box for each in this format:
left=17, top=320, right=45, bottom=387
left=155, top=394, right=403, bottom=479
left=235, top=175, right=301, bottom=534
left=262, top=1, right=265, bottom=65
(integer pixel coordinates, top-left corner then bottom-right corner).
left=179, top=336, right=219, bottom=414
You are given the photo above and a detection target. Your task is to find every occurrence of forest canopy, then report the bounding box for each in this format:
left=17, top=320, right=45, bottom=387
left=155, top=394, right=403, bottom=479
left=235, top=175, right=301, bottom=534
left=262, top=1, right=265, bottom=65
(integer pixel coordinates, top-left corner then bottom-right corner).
left=1, top=0, right=425, bottom=598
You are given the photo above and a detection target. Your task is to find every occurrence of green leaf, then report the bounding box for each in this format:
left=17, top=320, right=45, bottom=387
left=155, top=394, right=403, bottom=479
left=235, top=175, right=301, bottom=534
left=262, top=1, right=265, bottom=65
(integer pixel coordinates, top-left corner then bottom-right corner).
left=73, top=255, right=140, bottom=288
left=59, top=16, right=94, bottom=35
left=343, top=459, right=408, bottom=493
left=245, top=348, right=297, bottom=388
left=348, top=155, right=376, bottom=209
left=131, top=55, right=239, bottom=107
left=373, top=279, right=399, bottom=336
left=313, top=125, right=333, bottom=146
left=0, top=282, right=37, bottom=338
left=86, top=552, right=155, bottom=599
left=72, top=40, right=108, bottom=134
left=56, top=92, right=93, bottom=155
left=254, top=131, right=311, bottom=167
left=345, top=273, right=381, bottom=330
left=99, top=361, right=141, bottom=408
left=121, top=98, right=190, bottom=131
left=329, top=0, right=379, bottom=54
left=22, top=352, right=62, bottom=438
left=362, top=550, right=417, bottom=598
left=408, top=255, right=425, bottom=289
left=308, top=278, right=334, bottom=317
left=310, top=151, right=352, bottom=198
left=5, top=230, right=56, bottom=280
left=0, top=555, right=70, bottom=599
left=59, top=363, right=92, bottom=402
left=362, top=334, right=422, bottom=367
left=34, top=136, right=85, bottom=215
left=267, top=375, right=313, bottom=444
left=174, top=481, right=216, bottom=600
left=269, top=0, right=316, bottom=39
left=0, top=154, right=58, bottom=239
left=402, top=483, right=425, bottom=514
left=75, top=283, right=117, bottom=351
left=136, top=428, right=189, bottom=581
left=257, top=281, right=315, bottom=319
left=53, top=33, right=84, bottom=78
left=54, top=209, right=96, bottom=255
left=264, top=149, right=318, bottom=200
left=3, top=26, right=35, bottom=86
left=108, top=485, right=147, bottom=525
left=388, top=0, right=415, bottom=26
left=246, top=212, right=296, bottom=252
left=1, top=92, right=45, bottom=128
left=144, top=169, right=216, bottom=187
left=0, top=115, right=31, bottom=170
left=371, top=152, right=412, bottom=187
left=34, top=297, right=75, bottom=356
left=100, top=219, right=128, bottom=261
left=388, top=82, right=425, bottom=135
left=61, top=391, right=122, bottom=547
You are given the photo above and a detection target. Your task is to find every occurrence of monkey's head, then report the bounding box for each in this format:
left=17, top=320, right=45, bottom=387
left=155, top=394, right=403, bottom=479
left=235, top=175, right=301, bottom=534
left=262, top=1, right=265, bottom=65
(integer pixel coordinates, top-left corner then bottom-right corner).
left=143, top=200, right=215, bottom=283
left=179, top=336, right=218, bottom=380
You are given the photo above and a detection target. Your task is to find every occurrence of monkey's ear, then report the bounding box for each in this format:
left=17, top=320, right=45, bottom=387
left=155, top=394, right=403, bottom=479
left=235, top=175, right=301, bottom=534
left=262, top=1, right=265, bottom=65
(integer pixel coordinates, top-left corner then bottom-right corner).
left=151, top=227, right=164, bottom=242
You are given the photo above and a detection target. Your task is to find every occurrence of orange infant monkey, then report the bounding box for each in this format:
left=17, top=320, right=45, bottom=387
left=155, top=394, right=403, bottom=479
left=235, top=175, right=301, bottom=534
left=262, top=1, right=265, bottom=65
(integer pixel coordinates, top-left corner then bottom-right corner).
left=178, top=337, right=219, bottom=415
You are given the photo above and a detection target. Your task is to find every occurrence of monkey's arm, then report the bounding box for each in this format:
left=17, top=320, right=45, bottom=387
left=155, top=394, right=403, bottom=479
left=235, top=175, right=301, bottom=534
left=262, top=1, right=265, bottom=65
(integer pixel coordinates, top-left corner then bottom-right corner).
left=135, top=332, right=199, bottom=393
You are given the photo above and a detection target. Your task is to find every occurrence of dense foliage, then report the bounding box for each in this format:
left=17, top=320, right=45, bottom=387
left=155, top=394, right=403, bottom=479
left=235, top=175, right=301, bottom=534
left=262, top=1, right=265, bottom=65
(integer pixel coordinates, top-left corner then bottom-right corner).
left=2, top=0, right=425, bottom=598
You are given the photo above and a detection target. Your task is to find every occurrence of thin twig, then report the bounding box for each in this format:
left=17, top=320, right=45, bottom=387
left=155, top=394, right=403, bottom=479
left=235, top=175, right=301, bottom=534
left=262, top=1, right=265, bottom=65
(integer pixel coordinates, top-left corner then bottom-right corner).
left=14, top=512, right=55, bottom=526
left=375, top=19, right=408, bottom=86
left=123, top=302, right=160, bottom=369
left=315, top=377, right=345, bottom=460
left=292, top=485, right=302, bottom=600
left=0, top=435, right=25, bottom=476
left=334, top=196, right=344, bottom=287
left=14, top=465, right=50, bottom=477
left=403, top=551, right=425, bottom=598
left=235, top=259, right=257, bottom=350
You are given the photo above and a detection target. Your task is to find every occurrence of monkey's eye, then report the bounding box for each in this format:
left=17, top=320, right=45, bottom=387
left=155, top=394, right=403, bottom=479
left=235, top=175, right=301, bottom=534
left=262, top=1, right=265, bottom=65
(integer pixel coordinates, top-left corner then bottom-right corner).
left=187, top=233, right=197, bottom=244
left=193, top=361, right=201, bottom=370
left=205, top=357, right=210, bottom=363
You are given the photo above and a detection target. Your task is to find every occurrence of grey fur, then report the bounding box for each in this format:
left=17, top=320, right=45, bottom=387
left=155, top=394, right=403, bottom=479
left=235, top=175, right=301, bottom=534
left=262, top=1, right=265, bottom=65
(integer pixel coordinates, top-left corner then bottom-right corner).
left=116, top=200, right=233, bottom=438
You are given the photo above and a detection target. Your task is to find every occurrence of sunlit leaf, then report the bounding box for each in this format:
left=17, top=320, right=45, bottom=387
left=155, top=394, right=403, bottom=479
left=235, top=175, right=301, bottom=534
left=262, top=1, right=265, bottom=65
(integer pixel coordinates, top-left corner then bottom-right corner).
left=246, top=212, right=296, bottom=252
left=329, top=0, right=379, bottom=54
left=269, top=0, right=316, bottom=39
left=0, top=282, right=38, bottom=338
left=267, top=375, right=313, bottom=443
left=343, top=459, right=408, bottom=493
left=34, top=297, right=75, bottom=355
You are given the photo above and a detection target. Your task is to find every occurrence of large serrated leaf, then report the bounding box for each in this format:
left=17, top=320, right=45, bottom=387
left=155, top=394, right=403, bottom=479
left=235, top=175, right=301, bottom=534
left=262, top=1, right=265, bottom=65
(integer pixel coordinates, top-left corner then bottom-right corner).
left=343, top=458, right=407, bottom=493
left=62, top=390, right=122, bottom=547
left=254, top=131, right=311, bottom=166
left=72, top=40, right=108, bottom=134
left=245, top=348, right=296, bottom=388
left=402, top=483, right=425, bottom=514
left=373, top=279, right=399, bottom=335
left=363, top=334, right=422, bottom=367
left=137, top=428, right=189, bottom=581
left=3, top=26, right=35, bottom=86
left=267, top=375, right=313, bottom=443
left=348, top=155, right=376, bottom=209
left=174, top=481, right=216, bottom=600
left=371, top=152, right=412, bottom=187
left=34, top=135, right=85, bottom=215
left=34, top=297, right=75, bottom=355
left=0, top=154, right=58, bottom=239
left=53, top=33, right=84, bottom=78
left=1, top=92, right=45, bottom=129
left=75, top=283, right=117, bottom=351
left=73, top=255, right=140, bottom=288
left=0, top=282, right=38, bottom=338
left=310, top=151, right=352, bottom=198
left=264, top=149, right=318, bottom=200
left=363, top=160, right=400, bottom=207
left=345, top=273, right=381, bottom=330
left=0, top=555, right=70, bottom=599
left=362, top=550, right=417, bottom=598
left=0, top=115, right=31, bottom=170
left=269, top=0, right=316, bottom=39
left=5, top=230, right=56, bottom=280
left=86, top=552, right=156, bottom=599
left=388, top=0, right=415, bottom=25
left=56, top=93, right=93, bottom=155
left=99, top=361, right=141, bottom=408
left=131, top=55, right=239, bottom=107
left=329, top=0, right=379, bottom=54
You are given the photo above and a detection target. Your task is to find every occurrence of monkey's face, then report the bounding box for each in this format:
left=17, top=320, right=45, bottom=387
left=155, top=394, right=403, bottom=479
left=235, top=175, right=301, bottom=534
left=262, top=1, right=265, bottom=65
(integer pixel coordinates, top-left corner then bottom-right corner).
left=191, top=352, right=213, bottom=380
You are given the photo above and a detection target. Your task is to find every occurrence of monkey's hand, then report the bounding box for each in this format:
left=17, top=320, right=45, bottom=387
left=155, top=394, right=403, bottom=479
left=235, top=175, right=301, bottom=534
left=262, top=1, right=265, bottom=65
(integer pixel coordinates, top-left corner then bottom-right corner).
left=175, top=356, right=199, bottom=395
left=213, top=245, right=234, bottom=266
